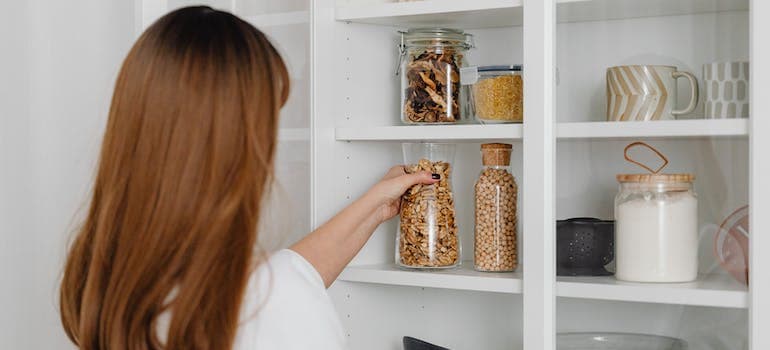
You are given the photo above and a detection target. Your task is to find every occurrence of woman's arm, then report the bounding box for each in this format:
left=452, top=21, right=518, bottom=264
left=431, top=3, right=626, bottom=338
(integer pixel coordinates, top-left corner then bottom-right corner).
left=291, top=167, right=438, bottom=288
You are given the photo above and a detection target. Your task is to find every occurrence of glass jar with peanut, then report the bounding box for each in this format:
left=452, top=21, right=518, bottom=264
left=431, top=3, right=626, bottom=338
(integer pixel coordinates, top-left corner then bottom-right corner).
left=397, top=143, right=460, bottom=269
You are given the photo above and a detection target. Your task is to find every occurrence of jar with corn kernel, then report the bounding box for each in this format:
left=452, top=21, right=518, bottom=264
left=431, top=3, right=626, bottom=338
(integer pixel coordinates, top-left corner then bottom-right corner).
left=474, top=143, right=518, bottom=272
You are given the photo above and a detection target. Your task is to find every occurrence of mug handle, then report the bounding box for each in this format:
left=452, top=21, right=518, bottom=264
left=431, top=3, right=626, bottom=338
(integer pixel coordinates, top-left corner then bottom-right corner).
left=671, top=71, right=699, bottom=116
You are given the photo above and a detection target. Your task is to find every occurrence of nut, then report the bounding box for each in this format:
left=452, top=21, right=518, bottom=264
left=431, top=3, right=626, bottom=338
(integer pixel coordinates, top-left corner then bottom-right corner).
left=399, top=159, right=459, bottom=267
left=403, top=49, right=462, bottom=123
left=474, top=168, right=518, bottom=271
left=473, top=74, right=523, bottom=122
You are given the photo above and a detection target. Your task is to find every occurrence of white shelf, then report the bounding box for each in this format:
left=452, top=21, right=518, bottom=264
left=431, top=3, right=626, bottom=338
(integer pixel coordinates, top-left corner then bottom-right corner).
left=340, top=265, right=746, bottom=308
left=335, top=119, right=746, bottom=142
left=557, top=0, right=748, bottom=24
left=556, top=119, right=749, bottom=139
left=336, top=0, right=523, bottom=29
left=338, top=263, right=523, bottom=294
left=557, top=274, right=748, bottom=309
left=335, top=124, right=522, bottom=141
left=335, top=0, right=747, bottom=29
left=244, top=10, right=308, bottom=27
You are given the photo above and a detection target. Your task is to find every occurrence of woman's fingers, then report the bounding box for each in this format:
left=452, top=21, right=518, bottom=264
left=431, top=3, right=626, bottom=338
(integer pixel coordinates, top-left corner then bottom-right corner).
left=382, top=165, right=406, bottom=181
left=395, top=171, right=437, bottom=193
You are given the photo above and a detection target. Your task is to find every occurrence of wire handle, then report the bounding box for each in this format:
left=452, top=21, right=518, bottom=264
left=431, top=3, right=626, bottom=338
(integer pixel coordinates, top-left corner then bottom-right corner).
left=395, top=31, right=406, bottom=76
left=624, top=141, right=669, bottom=174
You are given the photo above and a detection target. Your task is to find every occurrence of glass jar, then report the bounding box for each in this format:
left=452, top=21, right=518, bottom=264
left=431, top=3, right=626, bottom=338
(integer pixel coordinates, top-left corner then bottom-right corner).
left=471, top=65, right=523, bottom=123
left=474, top=143, right=518, bottom=272
left=615, top=174, right=698, bottom=282
left=398, top=28, right=473, bottom=124
left=397, top=143, right=460, bottom=269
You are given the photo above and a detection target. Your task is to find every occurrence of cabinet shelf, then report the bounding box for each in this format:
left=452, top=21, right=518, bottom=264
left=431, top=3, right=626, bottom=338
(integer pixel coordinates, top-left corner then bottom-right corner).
left=336, top=0, right=523, bottom=29
left=339, top=265, right=747, bottom=308
left=338, top=263, right=523, bottom=294
left=335, top=124, right=523, bottom=142
left=335, top=119, right=747, bottom=142
left=557, top=274, right=748, bottom=309
left=244, top=10, right=308, bottom=27
left=336, top=0, right=748, bottom=29
left=556, top=119, right=749, bottom=139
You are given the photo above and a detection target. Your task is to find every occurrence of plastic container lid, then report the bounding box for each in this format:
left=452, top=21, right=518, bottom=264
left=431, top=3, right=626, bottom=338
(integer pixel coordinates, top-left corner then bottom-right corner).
left=479, top=65, right=523, bottom=72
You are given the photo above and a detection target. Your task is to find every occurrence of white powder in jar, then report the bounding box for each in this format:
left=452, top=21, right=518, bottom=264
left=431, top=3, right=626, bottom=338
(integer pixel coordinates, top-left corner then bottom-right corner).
left=615, top=191, right=698, bottom=282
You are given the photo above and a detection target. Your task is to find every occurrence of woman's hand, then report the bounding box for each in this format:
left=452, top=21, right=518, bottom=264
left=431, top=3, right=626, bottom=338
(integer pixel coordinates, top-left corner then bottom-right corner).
left=368, top=166, right=439, bottom=223
left=293, top=165, right=438, bottom=287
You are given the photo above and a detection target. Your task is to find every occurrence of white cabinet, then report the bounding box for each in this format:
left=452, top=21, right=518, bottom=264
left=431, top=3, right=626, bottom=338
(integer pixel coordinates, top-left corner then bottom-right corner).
left=137, top=1, right=768, bottom=349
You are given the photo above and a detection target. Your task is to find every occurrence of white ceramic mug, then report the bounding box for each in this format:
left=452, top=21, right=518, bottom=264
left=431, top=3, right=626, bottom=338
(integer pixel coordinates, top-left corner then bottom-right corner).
left=607, top=65, right=698, bottom=121
left=703, top=61, right=749, bottom=119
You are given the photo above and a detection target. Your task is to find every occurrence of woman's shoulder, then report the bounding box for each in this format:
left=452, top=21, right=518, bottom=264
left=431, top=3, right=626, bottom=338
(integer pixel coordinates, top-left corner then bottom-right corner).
left=261, top=249, right=325, bottom=290
left=241, top=249, right=328, bottom=316
left=234, top=249, right=346, bottom=350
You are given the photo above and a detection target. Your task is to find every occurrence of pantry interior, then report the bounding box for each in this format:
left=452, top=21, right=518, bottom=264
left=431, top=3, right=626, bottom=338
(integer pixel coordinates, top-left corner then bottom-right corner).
left=135, top=0, right=766, bottom=349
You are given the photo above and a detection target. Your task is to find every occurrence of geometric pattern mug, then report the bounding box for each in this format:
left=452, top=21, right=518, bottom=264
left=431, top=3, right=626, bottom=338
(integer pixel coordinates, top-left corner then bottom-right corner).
left=703, top=61, right=749, bottom=119
left=607, top=65, right=698, bottom=121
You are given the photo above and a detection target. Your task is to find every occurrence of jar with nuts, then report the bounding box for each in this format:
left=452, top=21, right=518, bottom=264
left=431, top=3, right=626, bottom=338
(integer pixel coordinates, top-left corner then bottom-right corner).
left=474, top=143, right=518, bottom=272
left=397, top=143, right=460, bottom=269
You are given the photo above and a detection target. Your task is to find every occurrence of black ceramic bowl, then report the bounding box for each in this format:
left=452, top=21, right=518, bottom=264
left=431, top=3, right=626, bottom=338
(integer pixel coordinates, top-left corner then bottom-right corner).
left=556, top=217, right=615, bottom=276
left=403, top=336, right=450, bottom=350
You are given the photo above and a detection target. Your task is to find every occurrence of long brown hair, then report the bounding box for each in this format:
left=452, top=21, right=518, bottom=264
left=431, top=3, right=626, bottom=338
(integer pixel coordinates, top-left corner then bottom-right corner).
left=59, top=6, right=289, bottom=349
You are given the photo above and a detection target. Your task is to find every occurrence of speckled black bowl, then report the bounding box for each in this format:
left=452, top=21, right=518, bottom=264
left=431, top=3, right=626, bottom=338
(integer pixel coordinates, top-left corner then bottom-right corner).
left=403, top=336, right=450, bottom=350
left=556, top=218, right=615, bottom=276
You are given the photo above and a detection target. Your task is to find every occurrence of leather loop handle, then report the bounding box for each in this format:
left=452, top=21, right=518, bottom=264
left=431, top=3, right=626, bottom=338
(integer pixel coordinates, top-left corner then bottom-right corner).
left=624, top=141, right=669, bottom=174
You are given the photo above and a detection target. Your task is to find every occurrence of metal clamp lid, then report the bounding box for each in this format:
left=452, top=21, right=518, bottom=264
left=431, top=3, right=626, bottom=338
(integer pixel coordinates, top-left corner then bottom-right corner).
left=395, top=28, right=475, bottom=76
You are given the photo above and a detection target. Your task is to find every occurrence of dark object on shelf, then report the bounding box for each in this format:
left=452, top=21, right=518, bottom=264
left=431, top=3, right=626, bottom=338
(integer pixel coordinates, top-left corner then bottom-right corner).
left=403, top=336, right=450, bottom=350
left=557, top=217, right=615, bottom=276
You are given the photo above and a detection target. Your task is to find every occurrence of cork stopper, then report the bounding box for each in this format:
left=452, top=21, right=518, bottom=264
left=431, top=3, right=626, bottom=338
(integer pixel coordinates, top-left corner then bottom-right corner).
left=481, top=143, right=512, bottom=166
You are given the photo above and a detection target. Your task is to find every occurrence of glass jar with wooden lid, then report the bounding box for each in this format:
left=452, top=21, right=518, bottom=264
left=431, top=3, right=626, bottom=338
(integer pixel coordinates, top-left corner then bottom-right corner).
left=474, top=143, right=518, bottom=272
left=615, top=142, right=698, bottom=282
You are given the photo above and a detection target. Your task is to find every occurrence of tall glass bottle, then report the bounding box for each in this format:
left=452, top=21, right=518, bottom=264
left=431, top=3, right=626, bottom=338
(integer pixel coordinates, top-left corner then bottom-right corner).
left=397, top=143, right=460, bottom=269
left=474, top=143, right=518, bottom=272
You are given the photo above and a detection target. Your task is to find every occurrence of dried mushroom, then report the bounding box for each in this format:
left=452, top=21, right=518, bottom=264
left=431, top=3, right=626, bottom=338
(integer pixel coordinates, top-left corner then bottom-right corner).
left=404, top=50, right=462, bottom=123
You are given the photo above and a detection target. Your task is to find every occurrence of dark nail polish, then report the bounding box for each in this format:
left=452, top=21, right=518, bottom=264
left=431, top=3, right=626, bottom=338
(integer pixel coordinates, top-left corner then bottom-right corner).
left=431, top=173, right=440, bottom=179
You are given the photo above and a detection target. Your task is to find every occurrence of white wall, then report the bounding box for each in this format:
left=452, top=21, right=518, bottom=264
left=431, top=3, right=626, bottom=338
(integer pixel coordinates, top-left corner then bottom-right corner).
left=1, top=1, right=35, bottom=348
left=1, top=0, right=134, bottom=348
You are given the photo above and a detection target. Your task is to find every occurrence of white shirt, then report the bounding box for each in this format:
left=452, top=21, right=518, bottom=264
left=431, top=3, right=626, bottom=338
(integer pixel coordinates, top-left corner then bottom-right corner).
left=233, top=249, right=346, bottom=349
left=158, top=249, right=346, bottom=349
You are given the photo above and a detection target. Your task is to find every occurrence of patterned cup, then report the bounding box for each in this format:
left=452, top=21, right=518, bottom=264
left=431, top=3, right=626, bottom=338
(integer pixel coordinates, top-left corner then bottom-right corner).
left=606, top=65, right=699, bottom=121
left=703, top=62, right=749, bottom=119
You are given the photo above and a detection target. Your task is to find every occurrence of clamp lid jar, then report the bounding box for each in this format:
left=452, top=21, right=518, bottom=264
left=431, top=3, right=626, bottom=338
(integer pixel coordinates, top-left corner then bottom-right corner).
left=398, top=28, right=474, bottom=124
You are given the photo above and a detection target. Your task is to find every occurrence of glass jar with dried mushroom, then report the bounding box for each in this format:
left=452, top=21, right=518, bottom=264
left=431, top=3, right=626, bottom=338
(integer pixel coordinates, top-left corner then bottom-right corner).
left=397, top=143, right=460, bottom=269
left=474, top=143, right=518, bottom=272
left=398, top=28, right=473, bottom=124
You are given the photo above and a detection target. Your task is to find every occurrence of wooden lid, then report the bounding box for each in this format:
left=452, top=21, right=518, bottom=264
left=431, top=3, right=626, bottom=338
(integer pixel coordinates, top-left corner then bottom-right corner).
left=481, top=143, right=512, bottom=166
left=481, top=143, right=513, bottom=150
left=616, top=173, right=695, bottom=183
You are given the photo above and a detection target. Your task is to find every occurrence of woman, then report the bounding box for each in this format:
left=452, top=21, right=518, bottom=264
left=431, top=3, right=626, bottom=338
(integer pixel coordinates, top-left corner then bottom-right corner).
left=59, top=6, right=437, bottom=350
